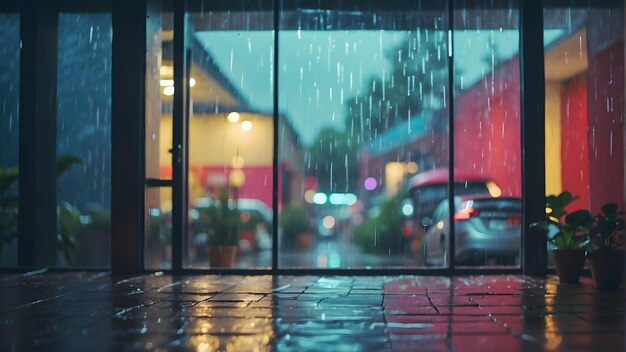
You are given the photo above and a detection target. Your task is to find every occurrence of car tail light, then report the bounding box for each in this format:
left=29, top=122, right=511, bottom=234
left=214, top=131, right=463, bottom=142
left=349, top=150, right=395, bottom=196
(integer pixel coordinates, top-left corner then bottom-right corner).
left=402, top=222, right=414, bottom=238
left=506, top=217, right=522, bottom=225
left=454, top=208, right=480, bottom=221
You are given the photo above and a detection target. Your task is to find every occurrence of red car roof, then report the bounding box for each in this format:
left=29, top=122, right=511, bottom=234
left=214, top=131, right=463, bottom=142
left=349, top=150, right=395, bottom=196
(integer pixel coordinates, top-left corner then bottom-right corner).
left=408, top=168, right=491, bottom=188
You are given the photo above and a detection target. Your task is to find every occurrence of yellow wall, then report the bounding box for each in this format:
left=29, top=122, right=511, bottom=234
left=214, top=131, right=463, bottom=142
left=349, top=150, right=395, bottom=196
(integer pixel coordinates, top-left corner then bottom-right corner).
left=159, top=112, right=274, bottom=169
left=545, top=82, right=562, bottom=196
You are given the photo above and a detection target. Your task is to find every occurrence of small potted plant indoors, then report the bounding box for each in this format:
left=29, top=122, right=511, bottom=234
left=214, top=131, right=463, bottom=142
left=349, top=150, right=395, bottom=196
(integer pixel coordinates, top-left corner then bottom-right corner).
left=201, top=188, right=240, bottom=268
left=531, top=192, right=592, bottom=283
left=280, top=206, right=312, bottom=249
left=587, top=203, right=625, bottom=290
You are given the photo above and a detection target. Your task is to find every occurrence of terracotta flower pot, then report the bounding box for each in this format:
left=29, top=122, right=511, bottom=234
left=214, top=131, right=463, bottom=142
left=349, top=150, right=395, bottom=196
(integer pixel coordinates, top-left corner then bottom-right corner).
left=209, top=246, right=238, bottom=268
left=551, top=249, right=586, bottom=283
left=296, top=233, right=313, bottom=249
left=587, top=250, right=625, bottom=290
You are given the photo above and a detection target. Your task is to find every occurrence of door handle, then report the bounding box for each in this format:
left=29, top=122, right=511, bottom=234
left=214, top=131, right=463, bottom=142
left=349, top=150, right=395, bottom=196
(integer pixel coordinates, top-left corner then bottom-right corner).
left=170, top=144, right=182, bottom=164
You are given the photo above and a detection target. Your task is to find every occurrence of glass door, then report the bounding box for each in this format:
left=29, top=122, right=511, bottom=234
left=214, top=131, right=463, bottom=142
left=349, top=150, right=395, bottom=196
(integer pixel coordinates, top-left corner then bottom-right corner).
left=182, top=1, right=275, bottom=269
left=153, top=0, right=529, bottom=273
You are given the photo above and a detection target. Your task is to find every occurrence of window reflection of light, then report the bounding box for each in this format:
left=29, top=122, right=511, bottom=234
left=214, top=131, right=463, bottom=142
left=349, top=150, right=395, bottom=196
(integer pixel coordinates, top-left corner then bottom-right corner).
left=187, top=335, right=219, bottom=352
left=543, top=297, right=562, bottom=350
left=329, top=253, right=341, bottom=268
left=317, top=254, right=328, bottom=267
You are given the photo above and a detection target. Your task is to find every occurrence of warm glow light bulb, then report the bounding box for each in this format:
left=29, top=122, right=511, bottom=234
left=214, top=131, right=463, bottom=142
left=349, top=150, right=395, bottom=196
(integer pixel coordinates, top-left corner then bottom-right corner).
left=163, top=86, right=175, bottom=96
left=304, top=190, right=316, bottom=204
left=241, top=120, right=253, bottom=132
left=406, top=162, right=419, bottom=174
left=227, top=112, right=240, bottom=123
left=159, top=79, right=174, bottom=87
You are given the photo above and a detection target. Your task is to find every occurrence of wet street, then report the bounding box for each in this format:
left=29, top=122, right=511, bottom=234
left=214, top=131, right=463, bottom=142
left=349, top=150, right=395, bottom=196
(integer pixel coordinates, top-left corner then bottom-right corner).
left=0, top=272, right=624, bottom=351
left=234, top=236, right=420, bottom=269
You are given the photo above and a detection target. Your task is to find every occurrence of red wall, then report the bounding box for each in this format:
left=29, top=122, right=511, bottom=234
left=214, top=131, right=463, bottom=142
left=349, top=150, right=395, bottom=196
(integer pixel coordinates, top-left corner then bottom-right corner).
left=161, top=165, right=274, bottom=207
left=560, top=75, right=590, bottom=211
left=453, top=58, right=522, bottom=197
left=360, top=32, right=624, bottom=214
left=586, top=40, right=625, bottom=213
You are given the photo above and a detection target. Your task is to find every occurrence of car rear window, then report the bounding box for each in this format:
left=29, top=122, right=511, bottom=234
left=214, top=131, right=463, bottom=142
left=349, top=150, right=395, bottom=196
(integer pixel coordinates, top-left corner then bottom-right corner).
left=411, top=181, right=490, bottom=205
left=470, top=198, right=521, bottom=211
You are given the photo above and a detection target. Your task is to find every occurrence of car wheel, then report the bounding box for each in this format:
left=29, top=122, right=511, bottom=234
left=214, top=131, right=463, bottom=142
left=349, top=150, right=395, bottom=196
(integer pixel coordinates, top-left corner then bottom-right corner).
left=423, top=245, right=432, bottom=267
left=440, top=235, right=447, bottom=267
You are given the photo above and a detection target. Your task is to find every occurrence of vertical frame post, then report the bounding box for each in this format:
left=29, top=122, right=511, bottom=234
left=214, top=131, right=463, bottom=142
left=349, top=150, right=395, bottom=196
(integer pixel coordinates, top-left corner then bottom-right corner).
left=171, top=0, right=188, bottom=272
left=520, top=0, right=546, bottom=276
left=447, top=0, right=456, bottom=272
left=111, top=0, right=147, bottom=274
left=18, top=0, right=58, bottom=267
left=272, top=0, right=280, bottom=273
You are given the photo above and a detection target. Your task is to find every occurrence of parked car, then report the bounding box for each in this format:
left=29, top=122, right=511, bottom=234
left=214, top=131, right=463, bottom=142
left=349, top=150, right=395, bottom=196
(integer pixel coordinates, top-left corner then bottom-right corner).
left=423, top=195, right=521, bottom=266
left=400, top=168, right=502, bottom=253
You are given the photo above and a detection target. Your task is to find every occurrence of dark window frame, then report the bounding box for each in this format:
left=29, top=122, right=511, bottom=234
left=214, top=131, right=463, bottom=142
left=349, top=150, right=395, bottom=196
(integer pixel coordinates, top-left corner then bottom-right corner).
left=9, top=0, right=624, bottom=275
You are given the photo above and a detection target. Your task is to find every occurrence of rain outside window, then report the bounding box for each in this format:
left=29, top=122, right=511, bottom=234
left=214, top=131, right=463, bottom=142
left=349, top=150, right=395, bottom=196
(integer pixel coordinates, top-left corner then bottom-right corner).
left=145, top=1, right=549, bottom=270
left=56, top=13, right=112, bottom=268
left=543, top=2, right=625, bottom=265
left=0, top=14, right=19, bottom=267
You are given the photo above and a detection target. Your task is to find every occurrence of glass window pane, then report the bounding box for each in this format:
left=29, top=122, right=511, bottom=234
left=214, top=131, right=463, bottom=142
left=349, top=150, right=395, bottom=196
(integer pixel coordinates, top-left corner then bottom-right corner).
left=451, top=1, right=521, bottom=268
left=146, top=1, right=173, bottom=180
left=145, top=187, right=172, bottom=269
left=145, top=0, right=173, bottom=270
left=0, top=14, right=19, bottom=267
left=279, top=3, right=449, bottom=268
left=544, top=2, right=625, bottom=260
left=185, top=7, right=274, bottom=269
left=56, top=13, right=112, bottom=268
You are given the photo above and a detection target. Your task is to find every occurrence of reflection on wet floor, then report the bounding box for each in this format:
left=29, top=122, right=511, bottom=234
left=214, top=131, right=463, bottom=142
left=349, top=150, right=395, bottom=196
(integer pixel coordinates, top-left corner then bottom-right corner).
left=0, top=273, right=623, bottom=351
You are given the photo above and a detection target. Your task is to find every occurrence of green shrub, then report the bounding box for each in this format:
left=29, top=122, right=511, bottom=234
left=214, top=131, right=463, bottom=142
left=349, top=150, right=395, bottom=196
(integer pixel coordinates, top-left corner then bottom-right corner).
left=354, top=191, right=407, bottom=254
left=280, top=206, right=311, bottom=248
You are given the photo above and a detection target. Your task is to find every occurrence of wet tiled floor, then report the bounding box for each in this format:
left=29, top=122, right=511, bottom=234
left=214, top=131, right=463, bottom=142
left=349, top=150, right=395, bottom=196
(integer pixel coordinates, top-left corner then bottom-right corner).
left=0, top=273, right=624, bottom=351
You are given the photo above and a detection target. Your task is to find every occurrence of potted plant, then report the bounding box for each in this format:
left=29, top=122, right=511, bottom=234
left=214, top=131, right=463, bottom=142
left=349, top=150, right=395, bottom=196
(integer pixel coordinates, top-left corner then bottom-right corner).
left=531, top=192, right=591, bottom=283
left=0, top=155, right=83, bottom=262
left=280, top=206, right=312, bottom=249
left=587, top=203, right=625, bottom=290
left=198, top=188, right=240, bottom=267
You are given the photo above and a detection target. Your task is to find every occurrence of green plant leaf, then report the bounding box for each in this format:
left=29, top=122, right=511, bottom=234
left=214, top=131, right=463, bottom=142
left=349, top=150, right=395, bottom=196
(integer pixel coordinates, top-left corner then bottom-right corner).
left=56, top=155, right=84, bottom=176
left=565, top=209, right=592, bottom=227
left=601, top=203, right=618, bottom=217
left=0, top=167, right=19, bottom=195
left=554, top=191, right=573, bottom=207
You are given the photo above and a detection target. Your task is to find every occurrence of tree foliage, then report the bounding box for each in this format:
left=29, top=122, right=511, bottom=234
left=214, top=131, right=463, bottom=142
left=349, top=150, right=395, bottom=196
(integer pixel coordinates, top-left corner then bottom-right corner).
left=344, top=29, right=449, bottom=143
left=307, top=29, right=450, bottom=192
